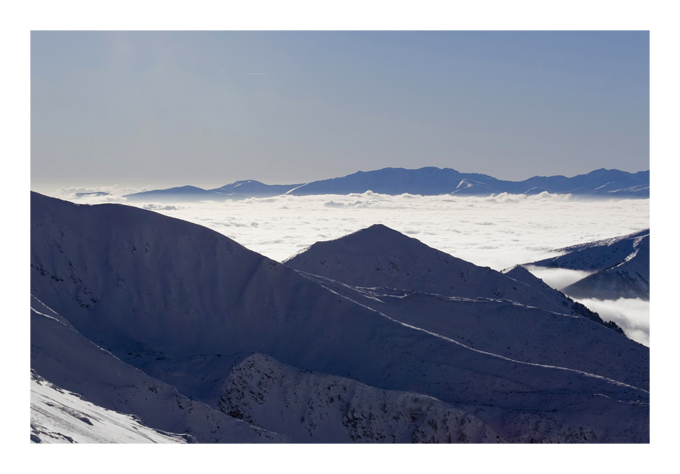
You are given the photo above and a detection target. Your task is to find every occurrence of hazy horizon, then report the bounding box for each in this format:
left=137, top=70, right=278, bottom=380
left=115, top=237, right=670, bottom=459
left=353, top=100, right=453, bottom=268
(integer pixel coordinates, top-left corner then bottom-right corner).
left=32, top=164, right=651, bottom=197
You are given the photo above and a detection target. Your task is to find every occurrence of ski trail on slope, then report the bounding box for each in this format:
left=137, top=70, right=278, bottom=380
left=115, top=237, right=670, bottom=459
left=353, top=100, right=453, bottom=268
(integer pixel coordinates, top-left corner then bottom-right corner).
left=31, top=307, right=63, bottom=324
left=297, top=273, right=648, bottom=395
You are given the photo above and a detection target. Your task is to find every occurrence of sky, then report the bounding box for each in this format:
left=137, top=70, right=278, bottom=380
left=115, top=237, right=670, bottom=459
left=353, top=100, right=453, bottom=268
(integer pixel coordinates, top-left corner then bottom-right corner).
left=31, top=30, right=649, bottom=194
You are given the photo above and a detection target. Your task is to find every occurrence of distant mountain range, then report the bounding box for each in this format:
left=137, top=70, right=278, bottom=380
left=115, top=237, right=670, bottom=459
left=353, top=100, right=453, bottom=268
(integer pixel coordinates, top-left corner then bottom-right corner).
left=527, top=229, right=650, bottom=301
left=121, top=167, right=650, bottom=201
left=31, top=193, right=648, bottom=443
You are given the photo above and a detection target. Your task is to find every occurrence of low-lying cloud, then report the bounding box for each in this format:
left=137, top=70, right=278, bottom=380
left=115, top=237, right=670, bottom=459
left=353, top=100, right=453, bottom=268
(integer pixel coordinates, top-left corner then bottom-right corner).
left=54, top=185, right=150, bottom=204
left=523, top=266, right=595, bottom=291
left=573, top=298, right=650, bottom=347
left=50, top=189, right=651, bottom=346
left=55, top=190, right=649, bottom=272
left=142, top=203, right=180, bottom=211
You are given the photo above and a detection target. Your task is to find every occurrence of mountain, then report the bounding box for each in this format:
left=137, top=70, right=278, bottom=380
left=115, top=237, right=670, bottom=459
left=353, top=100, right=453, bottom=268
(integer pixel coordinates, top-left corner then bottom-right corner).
left=285, top=225, right=643, bottom=387
left=220, top=353, right=503, bottom=443
left=528, top=229, right=650, bottom=300
left=123, top=185, right=221, bottom=202
left=288, top=167, right=507, bottom=196
left=502, top=265, right=624, bottom=334
left=120, top=167, right=649, bottom=202
left=518, top=169, right=649, bottom=197
left=31, top=370, right=192, bottom=444
left=31, top=295, right=286, bottom=443
left=210, top=180, right=303, bottom=198
left=285, top=224, right=617, bottom=322
left=287, top=167, right=649, bottom=197
left=124, top=180, right=303, bottom=202
left=31, top=193, right=649, bottom=442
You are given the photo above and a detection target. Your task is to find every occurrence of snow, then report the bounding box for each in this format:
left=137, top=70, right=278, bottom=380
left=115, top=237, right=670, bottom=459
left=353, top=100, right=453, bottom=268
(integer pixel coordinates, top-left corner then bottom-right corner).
left=31, top=371, right=191, bottom=444
left=220, top=353, right=502, bottom=443
left=286, top=224, right=602, bottom=318
left=124, top=167, right=649, bottom=199
left=29, top=192, right=650, bottom=442
left=31, top=293, right=287, bottom=443
left=530, top=229, right=650, bottom=300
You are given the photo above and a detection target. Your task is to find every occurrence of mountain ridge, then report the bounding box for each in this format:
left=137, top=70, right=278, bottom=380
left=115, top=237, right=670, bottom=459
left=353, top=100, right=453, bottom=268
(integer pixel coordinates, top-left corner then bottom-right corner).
left=30, top=192, right=649, bottom=442
left=121, top=167, right=649, bottom=201
left=527, top=229, right=650, bottom=300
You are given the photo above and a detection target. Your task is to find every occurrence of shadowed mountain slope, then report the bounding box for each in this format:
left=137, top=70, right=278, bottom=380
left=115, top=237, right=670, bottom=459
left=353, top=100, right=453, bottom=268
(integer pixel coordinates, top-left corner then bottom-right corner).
left=31, top=193, right=649, bottom=442
left=31, top=296, right=285, bottom=443
left=285, top=225, right=644, bottom=387
left=529, top=229, right=649, bottom=300
left=286, top=224, right=610, bottom=319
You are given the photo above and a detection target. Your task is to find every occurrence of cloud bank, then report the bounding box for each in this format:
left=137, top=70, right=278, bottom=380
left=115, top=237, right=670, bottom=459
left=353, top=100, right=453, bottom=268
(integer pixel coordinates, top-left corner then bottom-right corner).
left=523, top=266, right=595, bottom=291
left=56, top=189, right=650, bottom=347
left=573, top=298, right=650, bottom=347
left=64, top=191, right=648, bottom=271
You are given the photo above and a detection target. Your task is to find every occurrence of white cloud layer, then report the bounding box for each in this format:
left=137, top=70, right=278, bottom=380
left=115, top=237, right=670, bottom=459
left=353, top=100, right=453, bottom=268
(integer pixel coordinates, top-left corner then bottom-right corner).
left=57, top=190, right=651, bottom=347
left=64, top=190, right=649, bottom=270
left=523, top=266, right=595, bottom=291
left=573, top=298, right=650, bottom=347
left=55, top=185, right=149, bottom=203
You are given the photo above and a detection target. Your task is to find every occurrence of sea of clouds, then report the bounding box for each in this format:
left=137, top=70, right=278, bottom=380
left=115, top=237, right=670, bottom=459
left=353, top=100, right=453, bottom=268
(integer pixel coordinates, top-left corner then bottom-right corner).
left=58, top=188, right=650, bottom=346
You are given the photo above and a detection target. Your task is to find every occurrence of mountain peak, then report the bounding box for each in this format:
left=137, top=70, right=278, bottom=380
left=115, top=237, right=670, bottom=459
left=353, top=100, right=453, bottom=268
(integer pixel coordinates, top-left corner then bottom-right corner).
left=287, top=224, right=617, bottom=318
left=346, top=223, right=408, bottom=240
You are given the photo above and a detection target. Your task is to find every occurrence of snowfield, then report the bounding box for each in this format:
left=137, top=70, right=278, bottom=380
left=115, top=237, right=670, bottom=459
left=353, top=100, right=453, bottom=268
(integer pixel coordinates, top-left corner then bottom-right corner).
left=31, top=371, right=191, bottom=444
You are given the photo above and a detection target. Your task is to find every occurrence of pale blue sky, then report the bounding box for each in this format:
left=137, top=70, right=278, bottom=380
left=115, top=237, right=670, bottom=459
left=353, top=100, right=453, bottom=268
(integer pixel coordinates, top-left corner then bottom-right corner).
left=31, top=31, right=649, bottom=192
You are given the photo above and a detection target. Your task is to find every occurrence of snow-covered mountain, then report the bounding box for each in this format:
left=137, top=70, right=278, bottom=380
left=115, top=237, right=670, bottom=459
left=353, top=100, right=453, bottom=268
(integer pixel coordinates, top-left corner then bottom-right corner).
left=528, top=229, right=650, bottom=300
left=285, top=224, right=618, bottom=324
left=287, top=167, right=648, bottom=197
left=210, top=180, right=302, bottom=198
left=120, top=167, right=649, bottom=202
left=285, top=225, right=643, bottom=385
left=30, top=193, right=649, bottom=442
left=502, top=265, right=624, bottom=334
left=220, top=353, right=503, bottom=443
left=31, top=295, right=286, bottom=443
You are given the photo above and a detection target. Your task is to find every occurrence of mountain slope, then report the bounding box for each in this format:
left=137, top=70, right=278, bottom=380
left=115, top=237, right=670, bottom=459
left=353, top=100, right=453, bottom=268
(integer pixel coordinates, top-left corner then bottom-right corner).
left=285, top=226, right=644, bottom=388
left=31, top=295, right=286, bottom=443
left=529, top=229, right=649, bottom=300
left=30, top=193, right=649, bottom=442
left=285, top=224, right=609, bottom=320
left=31, top=371, right=192, bottom=444
left=503, top=265, right=624, bottom=333
left=220, top=353, right=503, bottom=443
left=124, top=185, right=221, bottom=202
